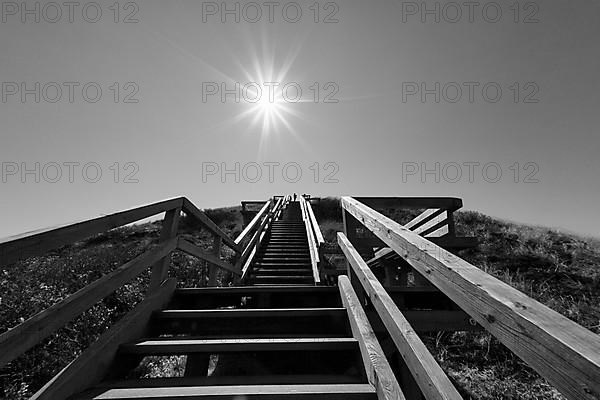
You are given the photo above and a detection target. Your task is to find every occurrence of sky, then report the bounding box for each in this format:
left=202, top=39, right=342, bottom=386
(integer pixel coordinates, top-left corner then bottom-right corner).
left=0, top=0, right=599, bottom=238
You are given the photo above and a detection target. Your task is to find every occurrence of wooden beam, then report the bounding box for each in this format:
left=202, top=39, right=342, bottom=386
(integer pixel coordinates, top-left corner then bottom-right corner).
left=301, top=197, right=320, bottom=284
left=30, top=279, right=177, bottom=400
left=149, top=208, right=181, bottom=291
left=75, top=384, right=377, bottom=399
left=404, top=208, right=445, bottom=231
left=0, top=239, right=177, bottom=368
left=342, top=196, right=600, bottom=400
left=235, top=200, right=271, bottom=245
left=181, top=198, right=241, bottom=253
left=338, top=276, right=405, bottom=400
left=338, top=232, right=463, bottom=400
left=207, top=234, right=223, bottom=286
left=0, top=197, right=184, bottom=267
left=354, top=197, right=463, bottom=211
left=305, top=199, right=325, bottom=245
left=177, top=238, right=241, bottom=276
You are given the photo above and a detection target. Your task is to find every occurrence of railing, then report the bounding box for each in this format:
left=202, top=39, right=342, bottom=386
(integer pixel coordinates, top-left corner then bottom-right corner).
left=340, top=196, right=600, bottom=400
left=299, top=195, right=324, bottom=284
left=363, top=198, right=477, bottom=288
left=0, top=196, right=243, bottom=368
left=238, top=195, right=289, bottom=283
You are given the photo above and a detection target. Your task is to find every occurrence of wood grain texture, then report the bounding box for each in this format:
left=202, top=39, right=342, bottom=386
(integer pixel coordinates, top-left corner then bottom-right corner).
left=342, top=196, right=600, bottom=400
left=74, top=384, right=377, bottom=399
left=338, top=276, right=405, bottom=400
left=0, top=239, right=177, bottom=367
left=339, top=232, right=464, bottom=400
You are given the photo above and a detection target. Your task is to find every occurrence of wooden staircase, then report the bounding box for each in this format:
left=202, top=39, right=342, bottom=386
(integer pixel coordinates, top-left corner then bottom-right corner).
left=247, top=201, right=314, bottom=286
left=2, top=195, right=599, bottom=400
left=70, top=284, right=386, bottom=399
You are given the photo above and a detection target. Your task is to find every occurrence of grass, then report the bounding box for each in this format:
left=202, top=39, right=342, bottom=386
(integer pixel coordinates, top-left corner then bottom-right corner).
left=1, top=199, right=599, bottom=399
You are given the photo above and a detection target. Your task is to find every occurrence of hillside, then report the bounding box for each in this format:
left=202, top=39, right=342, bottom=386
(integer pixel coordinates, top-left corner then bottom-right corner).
left=1, top=200, right=599, bottom=399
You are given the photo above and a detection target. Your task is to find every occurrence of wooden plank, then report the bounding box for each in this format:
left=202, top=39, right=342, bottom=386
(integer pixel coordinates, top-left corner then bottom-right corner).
left=338, top=232, right=463, bottom=400
left=414, top=211, right=448, bottom=237
left=0, top=239, right=177, bottom=368
left=354, top=197, right=463, bottom=211
left=235, top=200, right=271, bottom=245
left=207, top=234, right=223, bottom=286
left=149, top=208, right=181, bottom=291
left=96, top=374, right=366, bottom=388
left=75, top=384, right=377, bottom=400
left=176, top=238, right=241, bottom=276
left=301, top=197, right=320, bottom=284
left=30, top=279, right=177, bottom=400
left=156, top=308, right=346, bottom=319
left=174, top=286, right=339, bottom=295
left=338, top=276, right=405, bottom=400
left=181, top=198, right=241, bottom=253
left=305, top=199, right=325, bottom=245
left=0, top=197, right=184, bottom=266
left=238, top=205, right=273, bottom=276
left=342, top=196, right=600, bottom=400
left=404, top=208, right=445, bottom=231
left=120, top=338, right=358, bottom=354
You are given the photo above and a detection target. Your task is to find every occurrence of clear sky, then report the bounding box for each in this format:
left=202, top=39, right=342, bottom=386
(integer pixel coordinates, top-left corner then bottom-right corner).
left=1, top=0, right=599, bottom=238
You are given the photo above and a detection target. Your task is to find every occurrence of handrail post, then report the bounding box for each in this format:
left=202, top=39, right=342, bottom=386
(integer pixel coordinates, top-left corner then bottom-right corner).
left=149, top=207, right=181, bottom=292
left=207, top=234, right=223, bottom=286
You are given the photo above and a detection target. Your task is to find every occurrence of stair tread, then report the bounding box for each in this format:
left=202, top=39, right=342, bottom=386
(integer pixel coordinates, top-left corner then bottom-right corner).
left=121, top=337, right=357, bottom=354
left=157, top=308, right=346, bottom=317
left=78, top=384, right=377, bottom=399
left=97, top=374, right=366, bottom=388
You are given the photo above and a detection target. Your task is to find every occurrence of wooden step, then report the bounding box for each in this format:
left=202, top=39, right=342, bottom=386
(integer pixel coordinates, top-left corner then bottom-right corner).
left=255, top=257, right=311, bottom=262
left=169, top=287, right=342, bottom=309
left=253, top=263, right=312, bottom=268
left=151, top=308, right=350, bottom=337
left=76, top=384, right=377, bottom=399
left=252, top=269, right=313, bottom=276
left=250, top=276, right=314, bottom=285
left=262, top=245, right=309, bottom=249
left=120, top=338, right=358, bottom=354
left=97, top=374, right=366, bottom=388
left=256, top=253, right=310, bottom=256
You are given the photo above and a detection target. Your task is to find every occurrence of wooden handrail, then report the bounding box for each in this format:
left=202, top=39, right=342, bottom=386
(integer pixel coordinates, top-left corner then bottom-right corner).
left=181, top=198, right=241, bottom=253
left=235, top=200, right=271, bottom=245
left=30, top=279, right=178, bottom=400
left=305, top=198, right=325, bottom=246
left=239, top=197, right=284, bottom=282
left=177, top=238, right=241, bottom=276
left=339, top=232, right=462, bottom=400
left=338, top=275, right=405, bottom=400
left=0, top=195, right=247, bottom=371
left=404, top=208, right=445, bottom=232
left=300, top=196, right=320, bottom=284
left=0, top=196, right=243, bottom=268
left=0, top=238, right=178, bottom=368
left=0, top=197, right=185, bottom=267
left=342, top=196, right=600, bottom=400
